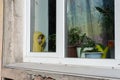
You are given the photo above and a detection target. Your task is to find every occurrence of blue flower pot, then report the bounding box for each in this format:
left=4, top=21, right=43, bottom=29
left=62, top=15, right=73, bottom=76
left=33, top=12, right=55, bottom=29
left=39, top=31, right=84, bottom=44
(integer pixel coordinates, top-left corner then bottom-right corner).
left=85, top=52, right=102, bottom=59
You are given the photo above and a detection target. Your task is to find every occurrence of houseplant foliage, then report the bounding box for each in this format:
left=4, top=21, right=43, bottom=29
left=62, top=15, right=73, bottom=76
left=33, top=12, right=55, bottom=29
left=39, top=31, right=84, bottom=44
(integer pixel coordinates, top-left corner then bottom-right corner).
left=68, top=27, right=81, bottom=46
left=77, top=33, right=109, bottom=58
left=77, top=33, right=97, bottom=57
left=67, top=27, right=109, bottom=58
left=95, top=6, right=114, bottom=40
left=48, top=34, right=56, bottom=52
left=95, top=4, right=114, bottom=58
left=68, top=27, right=81, bottom=57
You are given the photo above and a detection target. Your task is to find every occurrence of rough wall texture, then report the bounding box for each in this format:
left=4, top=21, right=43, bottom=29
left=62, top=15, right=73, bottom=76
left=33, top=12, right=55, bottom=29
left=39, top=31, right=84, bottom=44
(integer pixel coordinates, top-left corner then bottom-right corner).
left=2, top=0, right=117, bottom=80
left=2, top=68, right=106, bottom=80
left=3, top=0, right=24, bottom=65
left=0, top=0, right=3, bottom=78
left=2, top=68, right=31, bottom=80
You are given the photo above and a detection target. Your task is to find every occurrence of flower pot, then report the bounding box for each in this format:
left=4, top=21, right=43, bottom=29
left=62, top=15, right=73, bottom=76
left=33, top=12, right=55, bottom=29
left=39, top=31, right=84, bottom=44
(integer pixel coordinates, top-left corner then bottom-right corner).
left=67, top=46, right=77, bottom=57
left=85, top=52, right=102, bottom=58
left=77, top=47, right=93, bottom=58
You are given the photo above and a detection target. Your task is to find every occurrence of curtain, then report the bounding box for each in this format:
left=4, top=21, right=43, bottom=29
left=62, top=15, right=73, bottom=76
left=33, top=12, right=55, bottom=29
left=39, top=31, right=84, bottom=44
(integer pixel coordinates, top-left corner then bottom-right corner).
left=67, top=0, right=114, bottom=44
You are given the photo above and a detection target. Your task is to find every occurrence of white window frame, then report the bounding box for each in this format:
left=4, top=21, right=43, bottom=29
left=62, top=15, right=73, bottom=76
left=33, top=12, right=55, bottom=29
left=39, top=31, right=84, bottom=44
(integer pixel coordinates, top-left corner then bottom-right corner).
left=24, top=0, right=65, bottom=58
left=24, top=0, right=120, bottom=68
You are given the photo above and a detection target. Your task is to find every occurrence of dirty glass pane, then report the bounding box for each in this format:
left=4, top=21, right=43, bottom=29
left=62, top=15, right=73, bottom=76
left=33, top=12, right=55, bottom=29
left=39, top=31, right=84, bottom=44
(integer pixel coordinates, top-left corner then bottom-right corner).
left=30, top=0, right=56, bottom=52
left=66, top=0, right=115, bottom=59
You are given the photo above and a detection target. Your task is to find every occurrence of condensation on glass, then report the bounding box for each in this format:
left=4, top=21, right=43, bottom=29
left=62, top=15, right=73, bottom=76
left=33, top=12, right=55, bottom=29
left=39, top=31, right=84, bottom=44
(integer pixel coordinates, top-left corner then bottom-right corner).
left=66, top=0, right=115, bottom=59
left=30, top=0, right=56, bottom=52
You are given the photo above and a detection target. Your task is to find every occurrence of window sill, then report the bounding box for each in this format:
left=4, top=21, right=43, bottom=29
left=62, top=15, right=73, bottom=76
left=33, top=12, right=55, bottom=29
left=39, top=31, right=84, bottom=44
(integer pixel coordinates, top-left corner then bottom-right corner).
left=5, top=62, right=120, bottom=79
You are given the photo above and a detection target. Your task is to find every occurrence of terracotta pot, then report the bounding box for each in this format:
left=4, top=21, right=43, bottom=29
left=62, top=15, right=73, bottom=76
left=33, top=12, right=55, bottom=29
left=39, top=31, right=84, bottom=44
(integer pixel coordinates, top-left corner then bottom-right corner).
left=67, top=46, right=77, bottom=57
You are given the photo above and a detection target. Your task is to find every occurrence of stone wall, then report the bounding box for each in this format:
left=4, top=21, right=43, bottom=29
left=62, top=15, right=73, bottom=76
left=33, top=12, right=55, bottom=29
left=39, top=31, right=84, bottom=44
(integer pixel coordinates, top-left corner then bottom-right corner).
left=2, top=0, right=117, bottom=80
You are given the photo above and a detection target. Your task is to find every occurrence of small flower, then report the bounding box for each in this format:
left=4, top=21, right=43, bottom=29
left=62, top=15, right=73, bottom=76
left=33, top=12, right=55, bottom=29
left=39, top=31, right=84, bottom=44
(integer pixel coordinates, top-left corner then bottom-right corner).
left=108, top=40, right=114, bottom=48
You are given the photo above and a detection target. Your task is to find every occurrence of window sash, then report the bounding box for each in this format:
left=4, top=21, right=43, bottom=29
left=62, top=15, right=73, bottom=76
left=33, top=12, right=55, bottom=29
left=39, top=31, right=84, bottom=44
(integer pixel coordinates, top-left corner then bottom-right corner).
left=25, top=0, right=65, bottom=58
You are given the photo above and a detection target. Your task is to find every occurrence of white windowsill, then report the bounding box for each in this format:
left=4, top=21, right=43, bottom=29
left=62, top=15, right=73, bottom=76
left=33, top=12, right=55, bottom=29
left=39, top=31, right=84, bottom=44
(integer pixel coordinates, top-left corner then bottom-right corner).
left=5, top=62, right=120, bottom=79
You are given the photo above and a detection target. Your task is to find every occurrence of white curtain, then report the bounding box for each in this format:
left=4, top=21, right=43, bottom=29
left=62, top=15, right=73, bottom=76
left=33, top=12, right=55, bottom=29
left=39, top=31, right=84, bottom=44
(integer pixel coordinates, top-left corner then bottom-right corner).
left=67, top=0, right=114, bottom=44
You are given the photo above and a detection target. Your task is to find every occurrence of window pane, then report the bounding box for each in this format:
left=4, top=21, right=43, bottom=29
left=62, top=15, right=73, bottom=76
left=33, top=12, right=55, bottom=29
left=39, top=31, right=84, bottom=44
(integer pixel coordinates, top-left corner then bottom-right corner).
left=30, top=0, right=56, bottom=52
left=66, top=0, right=115, bottom=59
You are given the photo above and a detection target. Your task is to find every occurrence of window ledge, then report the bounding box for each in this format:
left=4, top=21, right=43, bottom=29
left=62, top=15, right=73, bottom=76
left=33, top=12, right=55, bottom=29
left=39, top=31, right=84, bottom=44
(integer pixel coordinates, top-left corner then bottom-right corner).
left=5, top=63, right=120, bottom=79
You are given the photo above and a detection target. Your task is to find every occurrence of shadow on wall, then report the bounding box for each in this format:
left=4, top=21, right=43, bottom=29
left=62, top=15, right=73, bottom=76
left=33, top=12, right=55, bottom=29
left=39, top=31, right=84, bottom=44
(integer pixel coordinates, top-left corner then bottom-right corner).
left=4, top=78, right=13, bottom=80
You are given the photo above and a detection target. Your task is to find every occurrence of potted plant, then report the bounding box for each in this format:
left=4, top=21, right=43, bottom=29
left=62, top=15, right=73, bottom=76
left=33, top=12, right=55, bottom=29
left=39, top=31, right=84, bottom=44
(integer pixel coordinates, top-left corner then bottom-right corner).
left=76, top=33, right=104, bottom=58
left=67, top=27, right=81, bottom=57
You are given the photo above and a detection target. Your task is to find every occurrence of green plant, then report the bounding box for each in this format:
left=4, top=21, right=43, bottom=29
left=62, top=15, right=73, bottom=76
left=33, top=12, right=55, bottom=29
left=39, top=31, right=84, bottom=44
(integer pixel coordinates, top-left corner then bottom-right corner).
left=78, top=33, right=96, bottom=56
left=78, top=33, right=106, bottom=58
left=68, top=27, right=81, bottom=46
left=95, top=6, right=114, bottom=40
left=48, top=34, right=56, bottom=52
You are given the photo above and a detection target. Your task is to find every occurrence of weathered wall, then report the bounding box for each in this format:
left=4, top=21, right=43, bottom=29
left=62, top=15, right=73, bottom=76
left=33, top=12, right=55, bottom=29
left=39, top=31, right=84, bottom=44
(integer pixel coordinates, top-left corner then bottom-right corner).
left=2, top=68, right=105, bottom=80
left=0, top=0, right=3, bottom=78
left=1, top=0, right=116, bottom=80
left=3, top=0, right=24, bottom=65
left=2, top=68, right=31, bottom=80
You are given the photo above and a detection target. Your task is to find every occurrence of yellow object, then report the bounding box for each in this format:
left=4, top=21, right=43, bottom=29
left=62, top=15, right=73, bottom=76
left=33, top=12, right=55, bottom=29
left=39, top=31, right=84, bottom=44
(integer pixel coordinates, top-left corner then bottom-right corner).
left=96, top=44, right=109, bottom=58
left=33, top=32, right=45, bottom=52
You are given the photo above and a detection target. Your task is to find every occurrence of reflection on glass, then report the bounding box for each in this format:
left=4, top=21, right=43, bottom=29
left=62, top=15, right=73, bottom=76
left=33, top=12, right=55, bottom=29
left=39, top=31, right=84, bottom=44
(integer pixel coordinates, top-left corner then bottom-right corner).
left=30, top=0, right=56, bottom=52
left=66, top=0, right=114, bottom=59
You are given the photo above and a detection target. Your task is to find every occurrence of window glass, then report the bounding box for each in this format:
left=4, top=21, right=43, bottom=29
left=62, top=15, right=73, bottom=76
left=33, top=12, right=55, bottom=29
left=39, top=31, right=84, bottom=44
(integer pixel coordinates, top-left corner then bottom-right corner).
left=66, top=0, right=115, bottom=59
left=30, top=0, right=56, bottom=52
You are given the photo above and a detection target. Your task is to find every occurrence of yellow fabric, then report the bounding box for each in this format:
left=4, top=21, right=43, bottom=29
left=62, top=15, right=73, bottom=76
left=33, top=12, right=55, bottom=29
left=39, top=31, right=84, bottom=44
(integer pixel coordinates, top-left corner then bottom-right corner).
left=96, top=45, right=109, bottom=58
left=33, top=32, right=45, bottom=52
